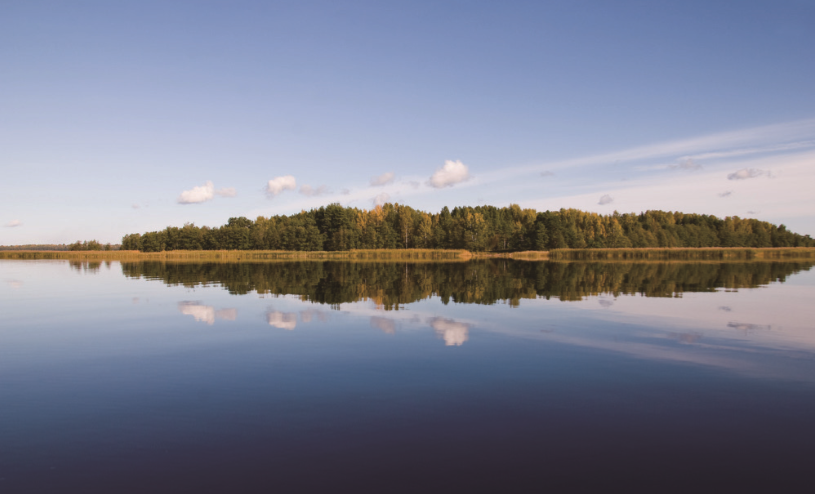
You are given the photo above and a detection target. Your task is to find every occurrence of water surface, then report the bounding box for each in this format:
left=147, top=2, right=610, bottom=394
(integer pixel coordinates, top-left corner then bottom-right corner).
left=2, top=259, right=814, bottom=492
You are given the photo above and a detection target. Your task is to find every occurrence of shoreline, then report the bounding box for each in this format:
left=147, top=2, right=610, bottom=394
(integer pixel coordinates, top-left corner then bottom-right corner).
left=2, top=247, right=815, bottom=262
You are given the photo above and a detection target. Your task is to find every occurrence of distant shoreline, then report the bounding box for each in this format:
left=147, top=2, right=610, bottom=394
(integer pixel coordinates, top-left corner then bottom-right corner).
left=2, top=247, right=815, bottom=262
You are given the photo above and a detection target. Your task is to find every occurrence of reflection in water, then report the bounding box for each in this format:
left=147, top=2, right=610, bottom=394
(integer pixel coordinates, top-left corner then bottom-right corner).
left=300, top=309, right=328, bottom=323
left=728, top=322, right=772, bottom=332
left=370, top=316, right=396, bottom=335
left=178, top=302, right=237, bottom=325
left=5, top=279, right=23, bottom=289
left=122, top=260, right=815, bottom=307
left=266, top=311, right=297, bottom=330
left=667, top=332, right=703, bottom=344
left=69, top=261, right=103, bottom=273
left=428, top=317, right=470, bottom=346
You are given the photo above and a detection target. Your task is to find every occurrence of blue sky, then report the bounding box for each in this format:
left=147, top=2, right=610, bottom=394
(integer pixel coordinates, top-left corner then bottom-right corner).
left=2, top=0, right=814, bottom=244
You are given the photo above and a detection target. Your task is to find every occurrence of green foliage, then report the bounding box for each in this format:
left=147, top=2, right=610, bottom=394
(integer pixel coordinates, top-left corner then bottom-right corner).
left=120, top=259, right=815, bottom=306
left=121, top=204, right=815, bottom=252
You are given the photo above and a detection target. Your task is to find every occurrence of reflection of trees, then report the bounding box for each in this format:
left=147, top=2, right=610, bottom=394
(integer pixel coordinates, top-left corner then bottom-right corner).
left=122, top=260, right=814, bottom=307
left=69, top=261, right=103, bottom=273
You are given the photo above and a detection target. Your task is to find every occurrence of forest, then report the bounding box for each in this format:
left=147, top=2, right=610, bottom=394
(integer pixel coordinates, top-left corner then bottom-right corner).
left=120, top=203, right=814, bottom=252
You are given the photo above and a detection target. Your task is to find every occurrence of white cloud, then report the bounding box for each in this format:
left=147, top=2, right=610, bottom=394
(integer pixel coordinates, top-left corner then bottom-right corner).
left=728, top=168, right=766, bottom=180
left=429, top=317, right=470, bottom=346
left=598, top=194, right=614, bottom=205
left=266, top=175, right=297, bottom=197
left=215, top=187, right=237, bottom=197
left=373, top=192, right=390, bottom=207
left=131, top=204, right=140, bottom=209
left=5, top=219, right=22, bottom=227
left=428, top=160, right=471, bottom=188
left=300, top=184, right=329, bottom=197
left=540, top=170, right=555, bottom=177
left=370, top=171, right=395, bottom=186
left=177, top=181, right=215, bottom=204
left=267, top=310, right=297, bottom=330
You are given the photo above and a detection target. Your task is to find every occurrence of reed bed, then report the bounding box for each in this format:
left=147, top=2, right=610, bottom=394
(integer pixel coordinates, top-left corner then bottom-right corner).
left=548, top=247, right=815, bottom=261
left=0, top=248, right=472, bottom=262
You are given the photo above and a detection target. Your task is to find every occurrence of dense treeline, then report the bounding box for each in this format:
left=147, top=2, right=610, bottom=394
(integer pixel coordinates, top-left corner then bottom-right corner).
left=121, top=203, right=814, bottom=252
left=0, top=244, right=70, bottom=251
left=121, top=260, right=814, bottom=307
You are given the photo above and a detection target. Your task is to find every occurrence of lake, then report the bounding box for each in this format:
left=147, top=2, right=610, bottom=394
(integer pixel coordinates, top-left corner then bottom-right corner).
left=2, top=259, right=815, bottom=492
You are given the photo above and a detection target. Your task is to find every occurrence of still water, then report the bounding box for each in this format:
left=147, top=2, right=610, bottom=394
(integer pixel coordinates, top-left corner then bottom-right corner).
left=2, top=259, right=815, bottom=492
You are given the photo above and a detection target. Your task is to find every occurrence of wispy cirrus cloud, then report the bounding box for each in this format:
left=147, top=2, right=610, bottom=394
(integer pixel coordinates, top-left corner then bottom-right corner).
left=4, top=219, right=22, bottom=227
left=215, top=187, right=237, bottom=197
left=727, top=168, right=766, bottom=180
left=299, top=184, right=329, bottom=197
left=373, top=192, right=390, bottom=207
left=266, top=175, right=297, bottom=198
left=669, top=158, right=703, bottom=171
left=428, top=160, right=471, bottom=188
left=370, top=171, right=395, bottom=186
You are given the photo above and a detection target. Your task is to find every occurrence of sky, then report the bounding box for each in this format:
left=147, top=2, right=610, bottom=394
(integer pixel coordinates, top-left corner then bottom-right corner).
left=2, top=0, right=814, bottom=244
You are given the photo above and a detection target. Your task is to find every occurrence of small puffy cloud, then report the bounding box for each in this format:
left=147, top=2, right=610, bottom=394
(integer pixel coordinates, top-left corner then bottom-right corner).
left=266, top=175, right=297, bottom=197
left=429, top=317, right=470, bottom=346
left=300, top=184, right=329, bottom=197
left=215, top=187, right=237, bottom=198
left=5, top=219, right=22, bottom=227
left=718, top=191, right=732, bottom=198
left=727, top=168, right=765, bottom=180
left=178, top=181, right=215, bottom=204
left=370, top=171, right=395, bottom=186
left=131, top=204, right=140, bottom=209
left=267, top=311, right=297, bottom=330
left=598, top=194, right=614, bottom=205
left=540, top=170, right=555, bottom=177
left=670, top=158, right=703, bottom=171
left=373, top=192, right=390, bottom=207
left=428, top=160, right=471, bottom=188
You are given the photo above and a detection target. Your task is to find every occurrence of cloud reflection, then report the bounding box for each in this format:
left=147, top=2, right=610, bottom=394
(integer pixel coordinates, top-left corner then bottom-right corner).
left=429, top=317, right=470, bottom=346
left=178, top=302, right=237, bottom=325
left=728, top=322, right=772, bottom=332
left=5, top=279, right=23, bottom=289
left=300, top=309, right=328, bottom=323
left=370, top=316, right=397, bottom=335
left=267, top=311, right=298, bottom=330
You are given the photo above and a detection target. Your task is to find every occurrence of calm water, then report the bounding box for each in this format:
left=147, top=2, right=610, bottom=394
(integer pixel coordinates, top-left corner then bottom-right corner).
left=2, top=259, right=815, bottom=493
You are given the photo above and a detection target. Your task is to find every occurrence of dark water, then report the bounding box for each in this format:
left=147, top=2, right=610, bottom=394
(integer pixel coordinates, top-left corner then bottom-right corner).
left=2, top=259, right=815, bottom=493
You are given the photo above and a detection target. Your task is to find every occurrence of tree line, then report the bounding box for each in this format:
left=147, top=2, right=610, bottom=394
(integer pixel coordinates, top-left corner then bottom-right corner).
left=120, top=203, right=814, bottom=252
